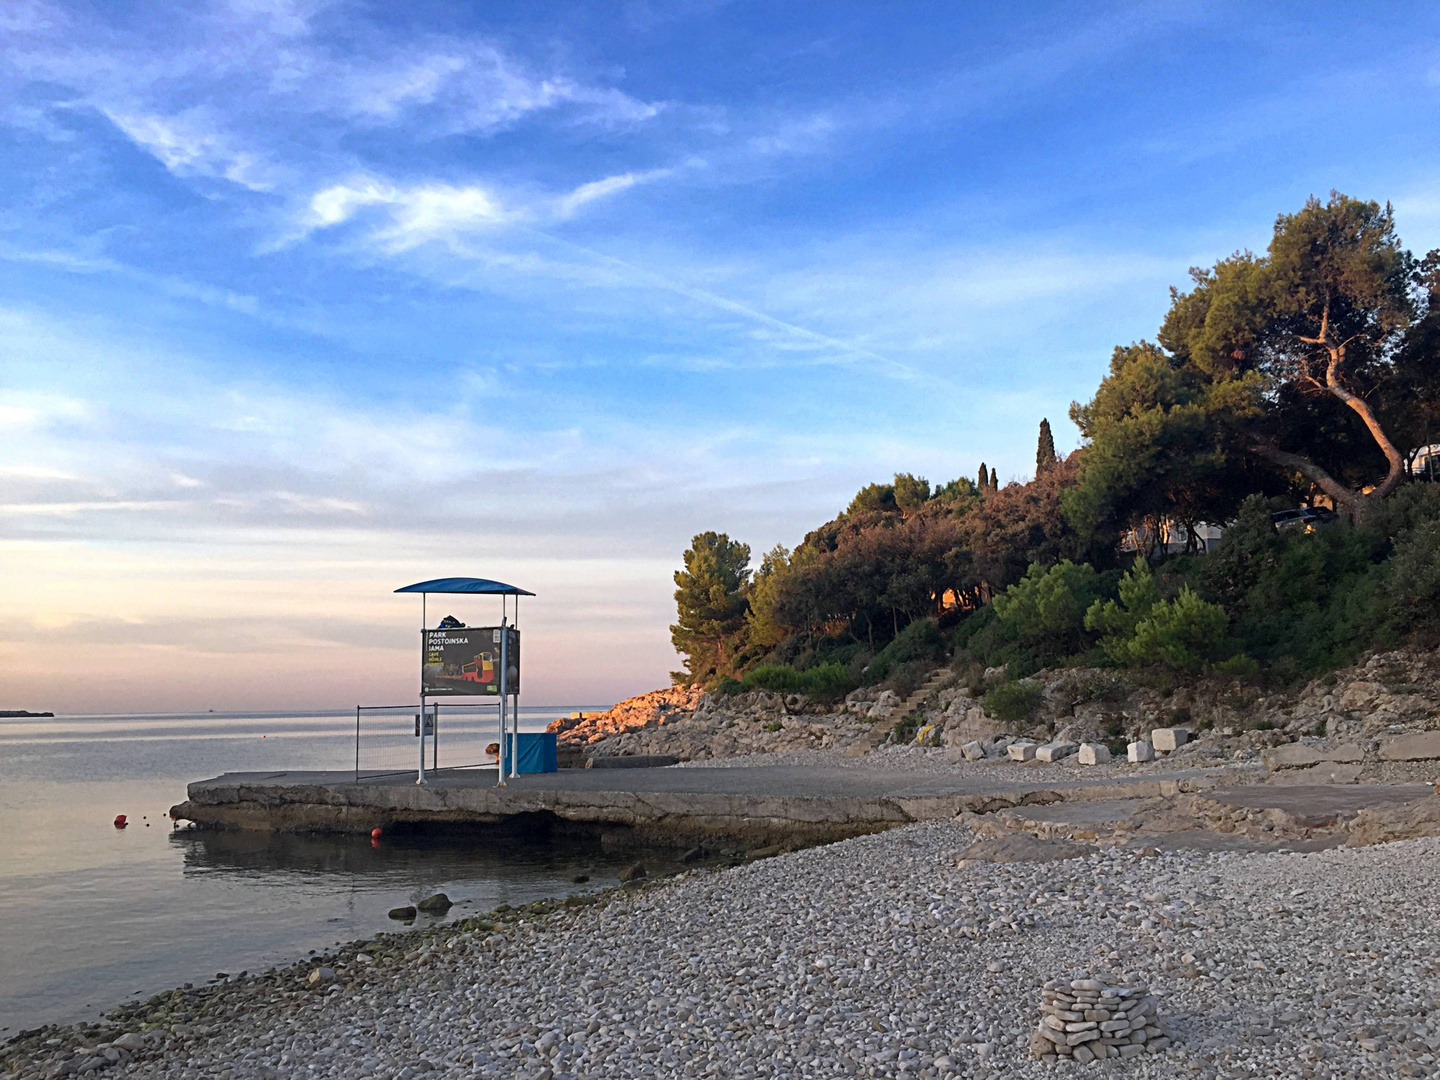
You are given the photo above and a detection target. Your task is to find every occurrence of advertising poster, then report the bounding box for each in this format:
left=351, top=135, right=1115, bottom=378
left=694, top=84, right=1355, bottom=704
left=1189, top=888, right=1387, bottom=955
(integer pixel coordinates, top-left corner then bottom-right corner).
left=422, top=626, right=520, bottom=696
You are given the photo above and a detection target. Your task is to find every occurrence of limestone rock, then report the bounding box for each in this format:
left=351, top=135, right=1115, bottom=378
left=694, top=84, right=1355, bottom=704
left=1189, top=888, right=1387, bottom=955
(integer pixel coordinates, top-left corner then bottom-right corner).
left=1036, top=742, right=1077, bottom=763
left=1379, top=731, right=1440, bottom=761
left=417, top=892, right=452, bottom=914
left=1008, top=742, right=1037, bottom=762
left=961, top=740, right=985, bottom=761
left=1150, top=727, right=1189, bottom=753
left=618, top=862, right=647, bottom=883
left=306, top=966, right=336, bottom=987
left=1077, top=743, right=1111, bottom=766
left=1128, top=740, right=1155, bottom=763
left=1264, top=743, right=1325, bottom=770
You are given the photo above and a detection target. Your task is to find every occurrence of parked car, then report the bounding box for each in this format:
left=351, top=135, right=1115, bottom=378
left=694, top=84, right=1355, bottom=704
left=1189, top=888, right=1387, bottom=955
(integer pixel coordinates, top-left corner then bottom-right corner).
left=1271, top=507, right=1339, bottom=532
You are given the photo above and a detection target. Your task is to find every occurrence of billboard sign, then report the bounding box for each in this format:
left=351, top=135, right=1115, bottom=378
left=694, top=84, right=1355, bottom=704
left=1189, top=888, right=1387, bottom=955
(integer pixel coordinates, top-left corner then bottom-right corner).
left=422, top=626, right=519, bottom=697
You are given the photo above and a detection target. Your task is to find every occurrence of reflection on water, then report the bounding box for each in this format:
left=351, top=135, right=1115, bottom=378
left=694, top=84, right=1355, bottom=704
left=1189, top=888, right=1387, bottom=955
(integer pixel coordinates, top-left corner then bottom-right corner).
left=173, top=826, right=629, bottom=887
left=0, top=707, right=619, bottom=1035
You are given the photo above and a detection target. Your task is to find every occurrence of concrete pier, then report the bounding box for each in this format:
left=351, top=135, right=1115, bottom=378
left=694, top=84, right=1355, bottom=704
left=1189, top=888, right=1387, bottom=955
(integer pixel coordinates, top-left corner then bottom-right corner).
left=172, top=764, right=1239, bottom=847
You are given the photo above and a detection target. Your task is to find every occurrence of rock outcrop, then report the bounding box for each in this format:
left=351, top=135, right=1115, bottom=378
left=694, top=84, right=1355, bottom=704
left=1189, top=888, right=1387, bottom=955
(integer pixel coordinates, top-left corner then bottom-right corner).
left=547, top=645, right=1440, bottom=766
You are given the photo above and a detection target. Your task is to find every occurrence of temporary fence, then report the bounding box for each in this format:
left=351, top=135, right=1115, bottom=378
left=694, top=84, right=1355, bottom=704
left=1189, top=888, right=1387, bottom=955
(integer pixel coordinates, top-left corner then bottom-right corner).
left=354, top=701, right=503, bottom=781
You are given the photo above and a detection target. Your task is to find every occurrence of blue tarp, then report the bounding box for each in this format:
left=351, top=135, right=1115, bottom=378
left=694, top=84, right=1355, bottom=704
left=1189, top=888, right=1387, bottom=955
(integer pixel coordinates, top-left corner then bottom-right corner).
left=514, top=732, right=557, bottom=774
left=395, top=577, right=535, bottom=596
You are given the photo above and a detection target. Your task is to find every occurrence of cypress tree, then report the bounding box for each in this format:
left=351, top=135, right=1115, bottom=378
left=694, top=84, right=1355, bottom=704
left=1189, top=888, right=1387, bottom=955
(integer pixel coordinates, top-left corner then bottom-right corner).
left=978, top=462, right=989, bottom=491
left=1036, top=418, right=1057, bottom=477
left=990, top=466, right=999, bottom=490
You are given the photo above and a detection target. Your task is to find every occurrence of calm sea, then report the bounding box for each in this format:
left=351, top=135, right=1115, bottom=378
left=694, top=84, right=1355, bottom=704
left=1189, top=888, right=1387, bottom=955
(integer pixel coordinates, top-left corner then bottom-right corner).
left=0, top=707, right=622, bottom=1034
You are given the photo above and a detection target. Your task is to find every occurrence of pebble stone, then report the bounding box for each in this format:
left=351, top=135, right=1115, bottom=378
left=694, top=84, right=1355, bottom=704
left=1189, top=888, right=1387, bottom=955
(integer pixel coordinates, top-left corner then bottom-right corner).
left=8, top=828, right=1440, bottom=1080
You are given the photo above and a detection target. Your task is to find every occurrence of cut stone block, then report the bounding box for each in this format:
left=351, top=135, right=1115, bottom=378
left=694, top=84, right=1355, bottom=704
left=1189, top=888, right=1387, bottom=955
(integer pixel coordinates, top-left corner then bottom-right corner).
left=1150, top=727, right=1189, bottom=753
left=1127, top=740, right=1155, bottom=763
left=961, top=740, right=985, bottom=761
left=1077, top=742, right=1111, bottom=766
left=1036, top=741, right=1077, bottom=763
left=1007, top=742, right=1037, bottom=762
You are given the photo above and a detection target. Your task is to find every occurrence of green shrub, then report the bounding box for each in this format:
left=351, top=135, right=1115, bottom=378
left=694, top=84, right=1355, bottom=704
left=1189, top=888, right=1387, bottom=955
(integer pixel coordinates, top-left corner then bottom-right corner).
left=882, top=659, right=931, bottom=701
left=741, top=661, right=855, bottom=701
left=865, top=618, right=946, bottom=685
left=982, top=681, right=1044, bottom=724
left=713, top=677, right=744, bottom=696
left=1388, top=517, right=1440, bottom=635
left=1085, top=560, right=1162, bottom=654
left=1120, top=587, right=1239, bottom=672
left=763, top=720, right=783, bottom=733
left=992, top=560, right=1104, bottom=664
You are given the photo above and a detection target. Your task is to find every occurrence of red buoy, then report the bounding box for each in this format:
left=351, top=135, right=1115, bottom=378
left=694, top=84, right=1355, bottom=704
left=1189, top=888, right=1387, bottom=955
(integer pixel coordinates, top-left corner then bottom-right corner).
left=371, top=827, right=383, bottom=840
left=113, top=815, right=128, bottom=829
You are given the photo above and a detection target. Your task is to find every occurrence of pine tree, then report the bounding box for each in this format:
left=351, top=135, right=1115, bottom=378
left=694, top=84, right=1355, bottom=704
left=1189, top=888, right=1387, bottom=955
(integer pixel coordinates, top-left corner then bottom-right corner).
left=989, top=466, right=999, bottom=490
left=670, top=532, right=752, bottom=685
left=1036, top=418, right=1057, bottom=477
left=978, top=462, right=989, bottom=491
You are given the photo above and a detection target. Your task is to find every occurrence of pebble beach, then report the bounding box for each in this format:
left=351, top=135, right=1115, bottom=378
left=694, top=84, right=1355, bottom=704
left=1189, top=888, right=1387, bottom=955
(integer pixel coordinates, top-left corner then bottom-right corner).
left=8, top=822, right=1440, bottom=1080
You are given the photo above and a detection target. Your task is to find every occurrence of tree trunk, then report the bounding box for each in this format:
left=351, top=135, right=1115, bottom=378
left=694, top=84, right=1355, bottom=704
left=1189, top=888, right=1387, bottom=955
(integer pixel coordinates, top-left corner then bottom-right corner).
left=1324, top=345, right=1406, bottom=501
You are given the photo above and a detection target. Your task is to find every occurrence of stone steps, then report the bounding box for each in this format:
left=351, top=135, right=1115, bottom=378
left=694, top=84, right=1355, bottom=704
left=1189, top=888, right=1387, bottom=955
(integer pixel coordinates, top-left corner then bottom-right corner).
left=858, top=668, right=951, bottom=750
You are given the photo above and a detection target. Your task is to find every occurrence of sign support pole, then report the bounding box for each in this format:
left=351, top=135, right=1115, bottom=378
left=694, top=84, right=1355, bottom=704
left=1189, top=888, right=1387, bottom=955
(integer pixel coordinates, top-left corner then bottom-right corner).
left=417, top=594, right=427, bottom=786
left=496, top=599, right=508, bottom=787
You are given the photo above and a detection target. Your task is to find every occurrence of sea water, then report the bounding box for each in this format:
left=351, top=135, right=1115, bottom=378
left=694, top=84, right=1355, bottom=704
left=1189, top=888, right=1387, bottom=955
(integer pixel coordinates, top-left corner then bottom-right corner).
left=0, top=707, right=618, bottom=1033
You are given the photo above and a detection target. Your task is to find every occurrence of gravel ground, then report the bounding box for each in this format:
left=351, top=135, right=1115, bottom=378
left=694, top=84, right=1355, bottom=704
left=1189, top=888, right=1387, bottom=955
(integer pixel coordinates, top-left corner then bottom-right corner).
left=10, top=824, right=1440, bottom=1080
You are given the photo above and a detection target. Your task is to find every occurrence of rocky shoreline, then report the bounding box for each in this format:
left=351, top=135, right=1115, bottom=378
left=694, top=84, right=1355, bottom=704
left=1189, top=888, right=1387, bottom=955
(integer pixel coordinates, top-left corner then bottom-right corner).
left=8, top=822, right=1440, bottom=1079
left=550, top=647, right=1440, bottom=784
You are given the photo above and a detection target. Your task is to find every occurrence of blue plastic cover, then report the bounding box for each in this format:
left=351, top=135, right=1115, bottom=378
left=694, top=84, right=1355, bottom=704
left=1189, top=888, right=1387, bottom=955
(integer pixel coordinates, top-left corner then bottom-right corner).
left=514, top=732, right=558, bottom=774
left=395, top=577, right=535, bottom=596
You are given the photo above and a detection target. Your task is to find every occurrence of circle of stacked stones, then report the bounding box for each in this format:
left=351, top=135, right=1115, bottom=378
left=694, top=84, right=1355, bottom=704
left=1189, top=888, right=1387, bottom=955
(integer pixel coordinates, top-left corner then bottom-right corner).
left=1031, top=976, right=1173, bottom=1064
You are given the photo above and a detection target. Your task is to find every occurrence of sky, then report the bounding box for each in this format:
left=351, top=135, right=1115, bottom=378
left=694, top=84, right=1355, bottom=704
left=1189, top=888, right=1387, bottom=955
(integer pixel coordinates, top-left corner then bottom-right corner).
left=5, top=0, right=1440, bottom=713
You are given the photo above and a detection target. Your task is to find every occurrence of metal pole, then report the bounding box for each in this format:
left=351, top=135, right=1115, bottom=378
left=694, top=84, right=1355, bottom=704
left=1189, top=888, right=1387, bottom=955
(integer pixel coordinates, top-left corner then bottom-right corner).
left=355, top=706, right=360, bottom=783
left=511, top=595, right=520, bottom=778
left=417, top=594, right=427, bottom=786
left=496, top=597, right=508, bottom=787
left=432, top=703, right=438, bottom=772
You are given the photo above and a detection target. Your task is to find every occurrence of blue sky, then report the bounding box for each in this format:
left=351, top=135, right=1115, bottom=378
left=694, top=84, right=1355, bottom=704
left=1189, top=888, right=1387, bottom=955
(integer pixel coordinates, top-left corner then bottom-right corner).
left=5, top=0, right=1440, bottom=711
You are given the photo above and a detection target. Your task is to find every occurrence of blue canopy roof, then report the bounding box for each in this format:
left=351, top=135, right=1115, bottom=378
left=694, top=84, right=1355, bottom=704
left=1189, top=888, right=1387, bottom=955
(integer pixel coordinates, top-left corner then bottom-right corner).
left=394, top=577, right=535, bottom=596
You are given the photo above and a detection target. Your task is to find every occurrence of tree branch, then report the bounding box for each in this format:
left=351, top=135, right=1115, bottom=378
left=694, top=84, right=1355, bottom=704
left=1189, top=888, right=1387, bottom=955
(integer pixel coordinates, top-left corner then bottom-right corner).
left=1247, top=443, right=1361, bottom=514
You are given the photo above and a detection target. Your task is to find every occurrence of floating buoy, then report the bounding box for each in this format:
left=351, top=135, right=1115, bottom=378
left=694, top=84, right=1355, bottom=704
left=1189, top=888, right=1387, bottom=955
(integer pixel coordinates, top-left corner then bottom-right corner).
left=113, top=815, right=128, bottom=829
left=371, top=827, right=383, bottom=840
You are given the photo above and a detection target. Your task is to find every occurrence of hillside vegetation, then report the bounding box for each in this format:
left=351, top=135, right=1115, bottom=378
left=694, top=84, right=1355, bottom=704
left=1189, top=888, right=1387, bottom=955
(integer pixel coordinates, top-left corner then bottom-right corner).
left=670, top=193, right=1440, bottom=699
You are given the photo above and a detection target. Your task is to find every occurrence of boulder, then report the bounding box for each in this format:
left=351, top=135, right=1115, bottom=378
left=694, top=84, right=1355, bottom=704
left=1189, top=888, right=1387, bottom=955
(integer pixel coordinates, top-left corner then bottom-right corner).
left=1127, top=741, right=1155, bottom=763
left=1007, top=742, right=1037, bottom=762
left=1379, top=731, right=1440, bottom=762
left=961, top=740, right=985, bottom=761
left=306, top=966, right=337, bottom=987
left=1150, top=728, right=1189, bottom=753
left=387, top=905, right=417, bottom=920
left=618, top=862, right=647, bottom=883
left=1077, top=743, right=1111, bottom=766
left=1036, top=742, right=1077, bottom=763
left=112, top=1034, right=145, bottom=1052
left=417, top=892, right=452, bottom=914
